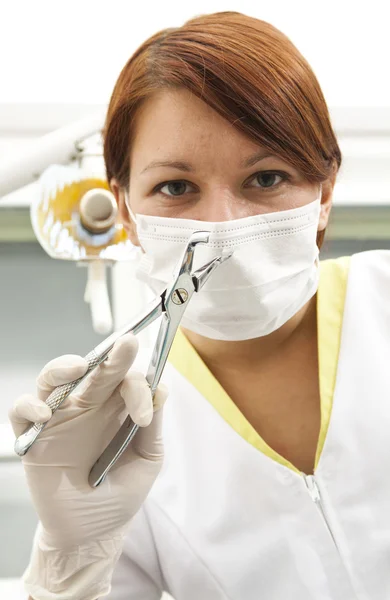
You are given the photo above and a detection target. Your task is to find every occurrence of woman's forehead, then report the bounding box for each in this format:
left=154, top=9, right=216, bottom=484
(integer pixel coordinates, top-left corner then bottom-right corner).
left=130, top=88, right=270, bottom=169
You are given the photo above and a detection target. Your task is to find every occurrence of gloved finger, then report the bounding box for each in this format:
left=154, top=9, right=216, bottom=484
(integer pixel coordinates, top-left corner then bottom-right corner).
left=132, top=407, right=165, bottom=461
left=153, top=383, right=169, bottom=412
left=76, top=333, right=139, bottom=409
left=8, top=394, right=52, bottom=437
left=110, top=387, right=168, bottom=475
left=36, top=355, right=89, bottom=401
left=119, top=372, right=153, bottom=427
left=120, top=375, right=169, bottom=427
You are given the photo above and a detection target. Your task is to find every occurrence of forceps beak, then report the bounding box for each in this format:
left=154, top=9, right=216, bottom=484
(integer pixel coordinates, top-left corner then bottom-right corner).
left=173, top=230, right=211, bottom=279
left=192, top=249, right=233, bottom=291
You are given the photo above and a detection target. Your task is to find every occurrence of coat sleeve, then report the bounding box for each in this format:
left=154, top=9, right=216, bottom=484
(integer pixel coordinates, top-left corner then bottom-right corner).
left=105, top=503, right=165, bottom=600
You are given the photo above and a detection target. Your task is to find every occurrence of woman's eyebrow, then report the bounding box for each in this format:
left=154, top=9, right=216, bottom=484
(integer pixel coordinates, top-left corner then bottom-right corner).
left=141, top=151, right=276, bottom=174
left=141, top=160, right=193, bottom=174
left=241, top=151, right=276, bottom=168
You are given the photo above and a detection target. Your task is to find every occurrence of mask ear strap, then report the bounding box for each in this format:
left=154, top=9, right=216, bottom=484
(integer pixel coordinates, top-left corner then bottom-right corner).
left=124, top=189, right=137, bottom=223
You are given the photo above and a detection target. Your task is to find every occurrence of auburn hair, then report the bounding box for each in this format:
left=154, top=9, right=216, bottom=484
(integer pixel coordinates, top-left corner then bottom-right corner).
left=103, top=11, right=341, bottom=248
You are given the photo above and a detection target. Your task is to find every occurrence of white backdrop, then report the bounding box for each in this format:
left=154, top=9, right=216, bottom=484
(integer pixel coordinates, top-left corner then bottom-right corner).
left=0, top=0, right=389, bottom=107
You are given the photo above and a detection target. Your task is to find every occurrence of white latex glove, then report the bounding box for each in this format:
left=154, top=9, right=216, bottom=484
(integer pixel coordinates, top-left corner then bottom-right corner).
left=8, top=333, right=168, bottom=600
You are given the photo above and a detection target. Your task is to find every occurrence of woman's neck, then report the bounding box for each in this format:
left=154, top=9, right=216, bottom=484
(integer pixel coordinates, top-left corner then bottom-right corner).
left=181, top=293, right=318, bottom=374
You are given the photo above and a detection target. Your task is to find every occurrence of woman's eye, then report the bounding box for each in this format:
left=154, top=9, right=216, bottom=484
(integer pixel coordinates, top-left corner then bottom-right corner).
left=155, top=180, right=195, bottom=197
left=247, top=171, right=286, bottom=189
left=153, top=171, right=288, bottom=198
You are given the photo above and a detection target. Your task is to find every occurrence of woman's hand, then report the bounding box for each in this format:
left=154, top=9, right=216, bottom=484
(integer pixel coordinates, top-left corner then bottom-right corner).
left=8, top=333, right=168, bottom=599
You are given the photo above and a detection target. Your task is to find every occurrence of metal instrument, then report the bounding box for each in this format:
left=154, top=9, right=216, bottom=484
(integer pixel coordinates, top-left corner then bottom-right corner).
left=14, top=231, right=232, bottom=487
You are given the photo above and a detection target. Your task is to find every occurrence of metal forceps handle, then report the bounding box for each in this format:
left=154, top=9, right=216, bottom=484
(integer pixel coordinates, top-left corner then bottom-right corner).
left=89, top=230, right=215, bottom=487
left=87, top=315, right=172, bottom=489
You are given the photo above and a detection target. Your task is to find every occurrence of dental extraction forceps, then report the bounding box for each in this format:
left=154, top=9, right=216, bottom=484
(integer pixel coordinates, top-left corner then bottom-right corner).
left=14, top=231, right=232, bottom=487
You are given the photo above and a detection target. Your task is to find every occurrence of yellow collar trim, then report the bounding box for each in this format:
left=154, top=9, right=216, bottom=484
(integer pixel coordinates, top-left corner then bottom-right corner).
left=315, top=256, right=350, bottom=469
left=168, top=257, right=350, bottom=474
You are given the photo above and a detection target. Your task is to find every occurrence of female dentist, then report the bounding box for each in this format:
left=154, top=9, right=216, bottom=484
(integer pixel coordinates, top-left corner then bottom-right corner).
left=9, top=11, right=390, bottom=600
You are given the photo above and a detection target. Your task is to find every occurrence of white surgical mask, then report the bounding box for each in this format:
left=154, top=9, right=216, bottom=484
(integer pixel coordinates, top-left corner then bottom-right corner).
left=125, top=190, right=322, bottom=341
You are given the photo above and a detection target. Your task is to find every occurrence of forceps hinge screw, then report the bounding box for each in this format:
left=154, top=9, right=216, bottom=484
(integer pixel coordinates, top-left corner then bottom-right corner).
left=171, top=288, right=189, bottom=305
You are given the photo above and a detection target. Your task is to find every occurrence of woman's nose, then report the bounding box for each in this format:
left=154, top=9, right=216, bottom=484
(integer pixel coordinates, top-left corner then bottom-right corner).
left=196, top=190, right=250, bottom=222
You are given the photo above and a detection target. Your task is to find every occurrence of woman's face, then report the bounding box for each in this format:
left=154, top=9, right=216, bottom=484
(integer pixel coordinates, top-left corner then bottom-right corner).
left=112, top=88, right=333, bottom=245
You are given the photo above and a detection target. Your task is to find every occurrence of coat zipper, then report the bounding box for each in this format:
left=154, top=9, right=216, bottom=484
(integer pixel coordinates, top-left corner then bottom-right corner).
left=302, top=474, right=360, bottom=598
left=302, top=473, right=341, bottom=553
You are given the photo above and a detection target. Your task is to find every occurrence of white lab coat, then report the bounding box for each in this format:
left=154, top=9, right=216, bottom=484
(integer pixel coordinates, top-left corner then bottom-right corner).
left=106, top=250, right=390, bottom=600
